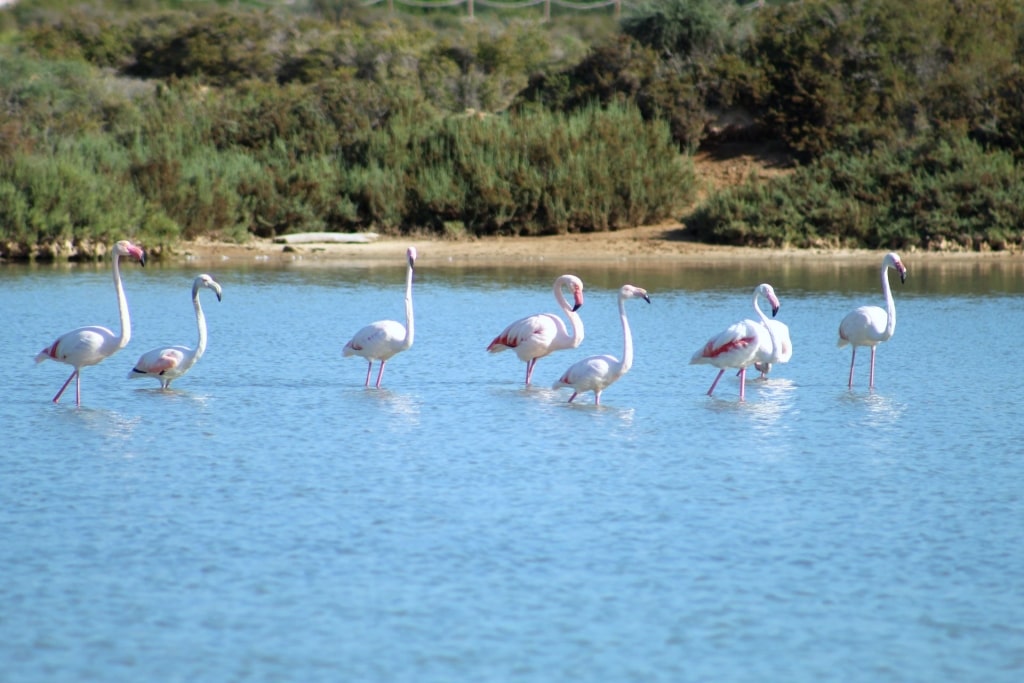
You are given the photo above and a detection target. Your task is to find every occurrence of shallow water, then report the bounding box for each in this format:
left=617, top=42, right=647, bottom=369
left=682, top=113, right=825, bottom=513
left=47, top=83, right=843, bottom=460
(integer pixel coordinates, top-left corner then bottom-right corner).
left=2, top=255, right=1023, bottom=682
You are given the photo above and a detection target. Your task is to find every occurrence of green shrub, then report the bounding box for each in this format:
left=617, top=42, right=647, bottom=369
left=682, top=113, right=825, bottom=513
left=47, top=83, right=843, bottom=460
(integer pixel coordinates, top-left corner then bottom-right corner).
left=687, top=134, right=1024, bottom=250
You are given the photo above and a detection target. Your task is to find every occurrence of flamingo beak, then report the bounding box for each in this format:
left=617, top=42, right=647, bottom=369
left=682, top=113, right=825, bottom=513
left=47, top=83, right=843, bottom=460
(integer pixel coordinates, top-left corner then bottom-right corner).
left=642, top=294, right=651, bottom=304
left=572, top=289, right=584, bottom=312
left=136, top=248, right=146, bottom=267
left=898, top=265, right=907, bottom=283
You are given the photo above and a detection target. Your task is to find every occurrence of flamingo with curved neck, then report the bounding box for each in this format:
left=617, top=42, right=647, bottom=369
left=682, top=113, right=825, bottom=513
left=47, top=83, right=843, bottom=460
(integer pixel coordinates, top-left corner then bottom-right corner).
left=838, top=251, right=907, bottom=389
left=747, top=283, right=792, bottom=378
left=552, top=284, right=650, bottom=405
left=35, top=240, right=146, bottom=405
left=128, top=274, right=223, bottom=389
left=691, top=283, right=781, bottom=401
left=343, top=247, right=417, bottom=388
left=488, top=274, right=585, bottom=386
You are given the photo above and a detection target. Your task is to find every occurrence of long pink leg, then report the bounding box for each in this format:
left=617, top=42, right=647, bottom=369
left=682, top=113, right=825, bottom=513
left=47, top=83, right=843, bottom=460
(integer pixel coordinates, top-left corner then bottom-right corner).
left=594, top=391, right=602, bottom=406
left=568, top=392, right=578, bottom=403
left=52, top=369, right=78, bottom=404
left=738, top=367, right=747, bottom=402
left=706, top=369, right=726, bottom=396
left=363, top=361, right=373, bottom=387
left=75, top=372, right=82, bottom=406
left=848, top=348, right=857, bottom=388
left=525, top=358, right=537, bottom=386
left=375, top=361, right=387, bottom=389
left=868, top=347, right=877, bottom=389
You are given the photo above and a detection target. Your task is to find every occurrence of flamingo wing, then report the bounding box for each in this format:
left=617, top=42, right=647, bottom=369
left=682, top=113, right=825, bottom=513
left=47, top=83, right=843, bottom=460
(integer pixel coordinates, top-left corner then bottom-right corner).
left=487, top=314, right=564, bottom=361
left=838, top=305, right=888, bottom=347
left=37, top=326, right=118, bottom=367
left=554, top=354, right=618, bottom=393
left=130, top=347, right=186, bottom=378
left=344, top=320, right=407, bottom=360
left=690, top=320, right=761, bottom=368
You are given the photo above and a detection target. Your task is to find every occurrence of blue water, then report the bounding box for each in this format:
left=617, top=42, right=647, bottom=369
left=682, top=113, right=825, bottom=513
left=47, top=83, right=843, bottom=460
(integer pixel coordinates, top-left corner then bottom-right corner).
left=2, top=253, right=1023, bottom=682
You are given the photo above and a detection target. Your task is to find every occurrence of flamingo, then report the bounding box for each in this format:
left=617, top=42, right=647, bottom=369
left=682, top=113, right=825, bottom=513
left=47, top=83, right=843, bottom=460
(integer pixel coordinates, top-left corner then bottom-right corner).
left=127, top=274, right=223, bottom=389
left=838, top=251, right=907, bottom=389
left=35, top=240, right=146, bottom=405
left=552, top=284, right=650, bottom=405
left=749, top=282, right=794, bottom=378
left=343, top=247, right=417, bottom=388
left=487, top=274, right=585, bottom=386
left=752, top=290, right=793, bottom=379
left=691, top=283, right=781, bottom=401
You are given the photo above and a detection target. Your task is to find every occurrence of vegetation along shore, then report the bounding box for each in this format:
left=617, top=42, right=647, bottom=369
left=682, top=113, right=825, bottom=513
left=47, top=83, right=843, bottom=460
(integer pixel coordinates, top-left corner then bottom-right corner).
left=2, top=0, right=1024, bottom=262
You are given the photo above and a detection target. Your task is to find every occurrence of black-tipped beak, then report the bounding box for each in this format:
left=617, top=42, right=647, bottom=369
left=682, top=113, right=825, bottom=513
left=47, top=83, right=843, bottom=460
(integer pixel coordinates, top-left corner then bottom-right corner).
left=771, top=304, right=780, bottom=317
left=643, top=294, right=652, bottom=304
left=139, top=252, right=146, bottom=268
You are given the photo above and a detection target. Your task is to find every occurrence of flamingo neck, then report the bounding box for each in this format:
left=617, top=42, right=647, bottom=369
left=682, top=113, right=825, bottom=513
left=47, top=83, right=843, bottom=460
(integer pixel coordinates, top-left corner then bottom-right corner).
left=618, top=294, right=634, bottom=377
left=555, top=280, right=584, bottom=348
left=112, top=253, right=131, bottom=350
left=401, top=262, right=415, bottom=349
left=192, top=282, right=208, bottom=362
left=753, top=291, right=780, bottom=360
left=881, top=263, right=897, bottom=339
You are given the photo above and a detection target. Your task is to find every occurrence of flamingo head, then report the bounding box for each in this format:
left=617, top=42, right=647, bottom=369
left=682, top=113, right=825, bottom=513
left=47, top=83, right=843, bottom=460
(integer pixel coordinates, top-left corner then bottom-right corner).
left=885, top=252, right=907, bottom=283
left=196, top=273, right=223, bottom=302
left=621, top=284, right=651, bottom=304
left=758, top=283, right=781, bottom=317
left=406, top=247, right=417, bottom=268
left=568, top=275, right=585, bottom=312
left=114, top=240, right=146, bottom=267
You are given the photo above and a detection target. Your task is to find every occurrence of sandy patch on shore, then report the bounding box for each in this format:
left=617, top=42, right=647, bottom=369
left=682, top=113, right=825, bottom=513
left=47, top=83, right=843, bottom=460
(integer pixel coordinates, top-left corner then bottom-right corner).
left=171, top=225, right=1022, bottom=270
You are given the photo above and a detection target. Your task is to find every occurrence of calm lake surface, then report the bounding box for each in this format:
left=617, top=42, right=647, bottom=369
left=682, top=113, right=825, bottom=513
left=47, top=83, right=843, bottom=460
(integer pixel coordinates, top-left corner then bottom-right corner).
left=2, top=252, right=1023, bottom=682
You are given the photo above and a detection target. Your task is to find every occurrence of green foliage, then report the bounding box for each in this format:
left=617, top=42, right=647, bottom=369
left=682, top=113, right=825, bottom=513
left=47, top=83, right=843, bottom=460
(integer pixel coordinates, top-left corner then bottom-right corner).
left=3, top=0, right=1024, bottom=256
left=743, top=0, right=1024, bottom=160
left=687, top=135, right=1024, bottom=250
left=621, top=0, right=737, bottom=60
left=343, top=103, right=694, bottom=236
left=514, top=35, right=707, bottom=151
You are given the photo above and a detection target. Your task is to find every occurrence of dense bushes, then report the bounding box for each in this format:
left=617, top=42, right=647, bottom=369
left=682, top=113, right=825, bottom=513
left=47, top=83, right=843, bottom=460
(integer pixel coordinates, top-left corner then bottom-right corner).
left=687, top=135, right=1024, bottom=250
left=0, top=59, right=692, bottom=257
left=739, top=0, right=1024, bottom=160
left=2, top=0, right=1024, bottom=257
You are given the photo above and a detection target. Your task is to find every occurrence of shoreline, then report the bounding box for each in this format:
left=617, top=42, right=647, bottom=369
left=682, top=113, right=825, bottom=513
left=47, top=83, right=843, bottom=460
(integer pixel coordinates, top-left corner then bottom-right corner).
left=170, top=224, right=1024, bottom=268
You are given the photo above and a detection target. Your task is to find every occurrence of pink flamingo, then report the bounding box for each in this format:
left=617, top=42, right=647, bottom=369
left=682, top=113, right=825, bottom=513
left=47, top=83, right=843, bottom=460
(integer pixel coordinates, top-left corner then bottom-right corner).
left=128, top=274, right=223, bottom=389
left=343, top=247, right=417, bottom=388
left=838, top=251, right=907, bottom=389
left=35, top=240, right=146, bottom=405
left=487, top=274, right=585, bottom=385
left=552, top=284, right=650, bottom=405
left=691, top=283, right=781, bottom=401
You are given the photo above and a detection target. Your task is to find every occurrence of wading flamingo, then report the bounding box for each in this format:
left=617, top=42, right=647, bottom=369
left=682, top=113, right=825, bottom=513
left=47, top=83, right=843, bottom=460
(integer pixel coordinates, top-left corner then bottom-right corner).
left=552, top=284, right=650, bottom=405
left=487, top=274, right=585, bottom=386
left=128, top=274, right=223, bottom=389
left=35, top=240, right=146, bottom=405
left=753, top=321, right=790, bottom=378
left=691, top=283, right=781, bottom=401
left=343, top=247, right=417, bottom=388
left=838, top=251, right=907, bottom=389
left=752, top=295, right=792, bottom=379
